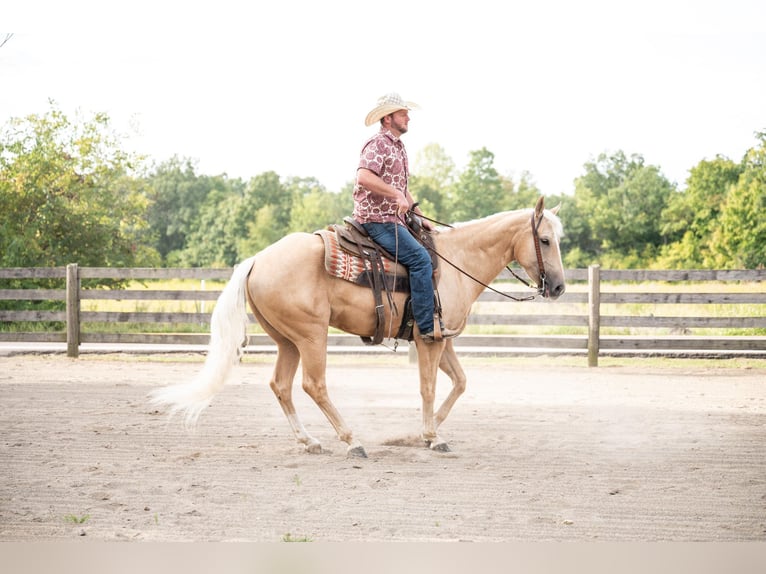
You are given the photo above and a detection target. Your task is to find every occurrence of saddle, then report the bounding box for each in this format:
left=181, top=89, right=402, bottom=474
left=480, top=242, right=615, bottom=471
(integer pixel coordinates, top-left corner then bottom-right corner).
left=314, top=215, right=440, bottom=346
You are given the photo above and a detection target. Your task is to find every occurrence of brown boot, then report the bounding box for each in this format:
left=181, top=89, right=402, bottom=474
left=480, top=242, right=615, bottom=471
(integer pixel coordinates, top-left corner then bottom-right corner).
left=420, top=327, right=460, bottom=343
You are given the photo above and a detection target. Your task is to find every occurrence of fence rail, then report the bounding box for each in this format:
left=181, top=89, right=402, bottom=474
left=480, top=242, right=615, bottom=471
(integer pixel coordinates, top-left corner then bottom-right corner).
left=1, top=265, right=764, bottom=364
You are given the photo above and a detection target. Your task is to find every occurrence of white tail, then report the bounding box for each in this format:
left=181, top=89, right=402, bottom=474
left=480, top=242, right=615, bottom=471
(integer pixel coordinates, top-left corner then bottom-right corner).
left=148, top=256, right=257, bottom=426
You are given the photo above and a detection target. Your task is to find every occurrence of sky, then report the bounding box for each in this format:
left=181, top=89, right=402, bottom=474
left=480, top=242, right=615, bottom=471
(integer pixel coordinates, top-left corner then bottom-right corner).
left=3, top=1, right=766, bottom=197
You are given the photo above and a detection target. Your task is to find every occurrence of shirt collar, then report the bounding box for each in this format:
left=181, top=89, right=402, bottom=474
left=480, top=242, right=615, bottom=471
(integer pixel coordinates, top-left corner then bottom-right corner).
left=380, top=127, right=401, bottom=144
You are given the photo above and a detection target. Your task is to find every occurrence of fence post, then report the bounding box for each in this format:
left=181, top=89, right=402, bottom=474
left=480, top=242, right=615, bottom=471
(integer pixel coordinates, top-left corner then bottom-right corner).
left=66, top=263, right=80, bottom=358
left=587, top=264, right=601, bottom=367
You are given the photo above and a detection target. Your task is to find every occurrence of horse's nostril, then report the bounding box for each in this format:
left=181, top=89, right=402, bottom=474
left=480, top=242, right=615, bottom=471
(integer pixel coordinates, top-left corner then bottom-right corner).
left=553, top=283, right=565, bottom=297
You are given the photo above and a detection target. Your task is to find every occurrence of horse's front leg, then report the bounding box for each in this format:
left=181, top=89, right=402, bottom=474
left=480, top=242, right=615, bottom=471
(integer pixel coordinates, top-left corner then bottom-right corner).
left=434, top=340, right=467, bottom=429
left=415, top=340, right=450, bottom=452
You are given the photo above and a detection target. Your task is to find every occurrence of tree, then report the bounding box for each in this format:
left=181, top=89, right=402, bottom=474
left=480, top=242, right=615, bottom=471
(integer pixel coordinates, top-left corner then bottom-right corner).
left=173, top=188, right=240, bottom=267
left=0, top=104, right=157, bottom=268
left=145, top=157, right=243, bottom=262
left=288, top=178, right=353, bottom=233
left=709, top=132, right=766, bottom=269
left=565, top=151, right=675, bottom=267
left=234, top=171, right=293, bottom=257
left=412, top=143, right=456, bottom=188
left=449, top=147, right=505, bottom=222
left=410, top=143, right=455, bottom=222
left=657, top=155, right=742, bottom=268
left=503, top=170, right=543, bottom=211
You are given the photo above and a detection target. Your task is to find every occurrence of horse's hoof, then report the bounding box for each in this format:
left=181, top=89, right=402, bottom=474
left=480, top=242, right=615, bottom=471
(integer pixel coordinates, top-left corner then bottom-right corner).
left=347, top=445, right=368, bottom=459
left=305, top=442, right=323, bottom=454
left=430, top=442, right=451, bottom=453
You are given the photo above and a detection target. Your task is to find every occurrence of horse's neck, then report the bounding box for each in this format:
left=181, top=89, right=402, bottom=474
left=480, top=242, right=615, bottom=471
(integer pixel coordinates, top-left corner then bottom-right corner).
left=437, top=210, right=530, bottom=301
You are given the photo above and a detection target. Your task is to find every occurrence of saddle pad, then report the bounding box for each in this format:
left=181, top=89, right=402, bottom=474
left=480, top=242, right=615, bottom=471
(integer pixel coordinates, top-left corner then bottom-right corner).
left=315, top=229, right=408, bottom=284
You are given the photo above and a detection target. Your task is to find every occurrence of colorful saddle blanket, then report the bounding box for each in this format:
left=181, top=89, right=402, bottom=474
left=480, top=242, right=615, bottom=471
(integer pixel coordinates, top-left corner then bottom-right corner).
left=313, top=218, right=438, bottom=344
left=314, top=226, right=410, bottom=292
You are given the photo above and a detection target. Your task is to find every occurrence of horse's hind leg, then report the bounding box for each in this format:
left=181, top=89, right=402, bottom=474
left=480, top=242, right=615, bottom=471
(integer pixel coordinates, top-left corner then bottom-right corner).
left=299, top=346, right=367, bottom=458
left=269, top=341, right=323, bottom=454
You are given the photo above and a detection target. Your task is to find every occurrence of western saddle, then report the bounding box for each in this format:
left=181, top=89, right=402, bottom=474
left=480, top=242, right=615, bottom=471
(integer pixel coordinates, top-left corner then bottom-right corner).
left=314, top=213, right=440, bottom=345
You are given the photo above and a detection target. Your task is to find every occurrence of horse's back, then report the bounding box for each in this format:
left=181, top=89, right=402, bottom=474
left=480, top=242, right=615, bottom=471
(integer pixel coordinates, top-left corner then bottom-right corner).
left=262, top=231, right=322, bottom=253
left=246, top=230, right=388, bottom=339
left=251, top=232, right=326, bottom=284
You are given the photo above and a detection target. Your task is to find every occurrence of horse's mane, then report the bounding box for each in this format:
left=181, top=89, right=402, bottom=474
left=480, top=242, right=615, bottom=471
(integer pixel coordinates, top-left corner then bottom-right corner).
left=441, top=208, right=564, bottom=238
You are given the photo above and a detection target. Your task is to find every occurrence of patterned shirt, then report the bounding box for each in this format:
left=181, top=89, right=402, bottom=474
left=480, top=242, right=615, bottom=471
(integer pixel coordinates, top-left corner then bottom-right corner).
left=352, top=128, right=409, bottom=224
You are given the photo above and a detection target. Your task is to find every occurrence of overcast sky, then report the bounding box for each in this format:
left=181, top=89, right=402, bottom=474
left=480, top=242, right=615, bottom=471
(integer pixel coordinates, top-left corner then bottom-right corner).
left=3, top=1, right=765, bottom=196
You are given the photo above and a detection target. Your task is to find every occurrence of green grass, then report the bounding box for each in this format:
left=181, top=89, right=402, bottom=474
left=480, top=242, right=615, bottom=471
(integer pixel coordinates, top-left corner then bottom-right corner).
left=282, top=532, right=313, bottom=542
left=3, top=279, right=764, bottom=337
left=63, top=514, right=90, bottom=524
left=79, top=278, right=228, bottom=313
left=468, top=280, right=765, bottom=337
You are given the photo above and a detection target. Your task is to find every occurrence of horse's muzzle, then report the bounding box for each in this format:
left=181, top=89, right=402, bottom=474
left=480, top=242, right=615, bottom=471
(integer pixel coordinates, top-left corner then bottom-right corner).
left=544, top=282, right=566, bottom=300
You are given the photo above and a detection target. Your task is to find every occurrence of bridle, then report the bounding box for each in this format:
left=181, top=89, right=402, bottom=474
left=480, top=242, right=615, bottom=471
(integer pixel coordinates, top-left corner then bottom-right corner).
left=404, top=208, right=549, bottom=302
left=527, top=209, right=547, bottom=296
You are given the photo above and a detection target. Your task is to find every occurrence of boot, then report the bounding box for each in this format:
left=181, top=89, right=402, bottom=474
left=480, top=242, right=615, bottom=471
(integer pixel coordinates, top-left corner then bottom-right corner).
left=420, top=322, right=460, bottom=343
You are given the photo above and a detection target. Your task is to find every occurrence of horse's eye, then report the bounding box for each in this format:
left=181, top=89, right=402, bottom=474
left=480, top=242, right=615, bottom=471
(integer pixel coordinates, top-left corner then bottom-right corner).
left=541, top=238, right=550, bottom=246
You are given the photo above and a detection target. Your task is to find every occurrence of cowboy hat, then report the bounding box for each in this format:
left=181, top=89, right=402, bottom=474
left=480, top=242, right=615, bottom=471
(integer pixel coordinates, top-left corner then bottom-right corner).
left=364, top=92, right=419, bottom=127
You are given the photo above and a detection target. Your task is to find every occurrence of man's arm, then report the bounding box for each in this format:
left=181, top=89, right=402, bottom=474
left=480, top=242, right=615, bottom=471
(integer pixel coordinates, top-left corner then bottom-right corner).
left=356, top=168, right=409, bottom=215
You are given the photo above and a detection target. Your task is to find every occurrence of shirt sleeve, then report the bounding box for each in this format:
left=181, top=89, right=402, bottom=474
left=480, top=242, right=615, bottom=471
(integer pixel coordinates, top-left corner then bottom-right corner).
left=357, top=137, right=386, bottom=177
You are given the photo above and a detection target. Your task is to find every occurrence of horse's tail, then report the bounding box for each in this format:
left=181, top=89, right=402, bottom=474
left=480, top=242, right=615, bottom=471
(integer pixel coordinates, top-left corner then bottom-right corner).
left=149, top=255, right=257, bottom=426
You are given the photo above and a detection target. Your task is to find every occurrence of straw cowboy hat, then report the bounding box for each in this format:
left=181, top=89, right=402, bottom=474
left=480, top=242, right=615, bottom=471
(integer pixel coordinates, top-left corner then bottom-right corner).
left=364, top=92, right=419, bottom=127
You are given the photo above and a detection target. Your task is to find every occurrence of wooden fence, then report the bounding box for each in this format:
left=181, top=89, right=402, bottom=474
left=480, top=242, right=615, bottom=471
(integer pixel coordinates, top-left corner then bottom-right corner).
left=1, top=265, right=764, bottom=365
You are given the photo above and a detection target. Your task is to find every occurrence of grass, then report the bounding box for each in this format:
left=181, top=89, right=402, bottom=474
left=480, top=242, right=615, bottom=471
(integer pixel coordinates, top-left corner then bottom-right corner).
left=3, top=278, right=764, bottom=338
left=468, top=280, right=765, bottom=337
left=63, top=514, right=90, bottom=524
left=282, top=532, right=313, bottom=542
left=79, top=278, right=228, bottom=314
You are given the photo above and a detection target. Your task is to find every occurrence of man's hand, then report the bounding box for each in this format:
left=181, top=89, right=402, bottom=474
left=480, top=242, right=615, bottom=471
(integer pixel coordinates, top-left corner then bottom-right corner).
left=396, top=195, right=409, bottom=216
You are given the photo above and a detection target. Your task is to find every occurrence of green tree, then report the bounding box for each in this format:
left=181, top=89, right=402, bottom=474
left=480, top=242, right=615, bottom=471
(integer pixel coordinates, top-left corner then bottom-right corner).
left=449, top=147, right=505, bottom=222
left=288, top=178, right=353, bottom=233
left=709, top=132, right=766, bottom=269
left=0, top=105, right=157, bottom=268
left=413, top=143, right=456, bottom=187
left=566, top=151, right=675, bottom=268
left=410, top=143, right=455, bottom=222
left=145, top=157, right=243, bottom=262
left=235, top=171, right=293, bottom=257
left=657, top=155, right=742, bottom=268
left=174, top=188, right=241, bottom=267
left=505, top=170, right=543, bottom=211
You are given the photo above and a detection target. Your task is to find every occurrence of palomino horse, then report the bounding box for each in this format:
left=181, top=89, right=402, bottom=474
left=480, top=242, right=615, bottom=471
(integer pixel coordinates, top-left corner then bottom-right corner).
left=150, top=197, right=565, bottom=457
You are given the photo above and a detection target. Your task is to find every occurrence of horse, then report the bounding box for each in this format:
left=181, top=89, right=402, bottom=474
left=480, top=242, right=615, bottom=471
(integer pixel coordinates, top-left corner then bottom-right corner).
left=149, top=196, right=566, bottom=458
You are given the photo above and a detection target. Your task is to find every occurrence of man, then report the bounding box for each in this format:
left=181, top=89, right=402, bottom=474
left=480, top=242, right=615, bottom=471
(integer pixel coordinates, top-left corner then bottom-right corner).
left=352, top=92, right=458, bottom=342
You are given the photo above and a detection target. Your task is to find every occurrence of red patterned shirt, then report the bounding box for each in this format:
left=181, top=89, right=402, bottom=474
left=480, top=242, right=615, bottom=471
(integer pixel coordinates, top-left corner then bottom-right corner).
left=352, top=128, right=409, bottom=224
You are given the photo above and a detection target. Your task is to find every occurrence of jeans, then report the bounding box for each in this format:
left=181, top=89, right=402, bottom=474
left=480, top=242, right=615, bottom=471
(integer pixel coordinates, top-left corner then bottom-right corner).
left=362, top=222, right=435, bottom=333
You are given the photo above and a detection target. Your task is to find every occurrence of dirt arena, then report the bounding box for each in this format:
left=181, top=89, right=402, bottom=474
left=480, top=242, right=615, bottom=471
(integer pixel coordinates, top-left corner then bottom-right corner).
left=1, top=352, right=765, bottom=542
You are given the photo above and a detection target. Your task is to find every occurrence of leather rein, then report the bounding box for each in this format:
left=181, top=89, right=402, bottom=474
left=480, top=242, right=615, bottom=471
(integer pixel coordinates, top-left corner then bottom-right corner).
left=404, top=208, right=547, bottom=302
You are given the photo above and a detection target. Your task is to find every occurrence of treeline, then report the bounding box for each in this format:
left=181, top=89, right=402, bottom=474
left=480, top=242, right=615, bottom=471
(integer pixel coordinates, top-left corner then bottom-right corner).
left=1, top=105, right=764, bottom=270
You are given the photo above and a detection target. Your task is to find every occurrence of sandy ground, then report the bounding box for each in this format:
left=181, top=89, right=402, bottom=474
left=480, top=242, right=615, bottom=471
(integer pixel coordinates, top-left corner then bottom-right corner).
left=1, top=353, right=765, bottom=542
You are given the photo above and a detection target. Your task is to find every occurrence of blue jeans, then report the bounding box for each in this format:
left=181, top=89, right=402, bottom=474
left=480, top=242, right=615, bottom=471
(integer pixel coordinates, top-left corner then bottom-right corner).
left=362, top=222, right=435, bottom=333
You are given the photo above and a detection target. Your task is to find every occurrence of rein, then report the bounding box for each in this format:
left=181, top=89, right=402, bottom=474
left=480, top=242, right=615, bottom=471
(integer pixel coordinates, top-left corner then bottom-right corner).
left=408, top=209, right=547, bottom=302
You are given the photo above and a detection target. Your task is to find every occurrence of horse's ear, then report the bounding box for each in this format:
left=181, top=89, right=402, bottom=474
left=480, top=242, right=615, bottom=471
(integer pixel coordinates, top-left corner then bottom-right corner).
left=549, top=203, right=561, bottom=215
left=535, top=196, right=545, bottom=215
